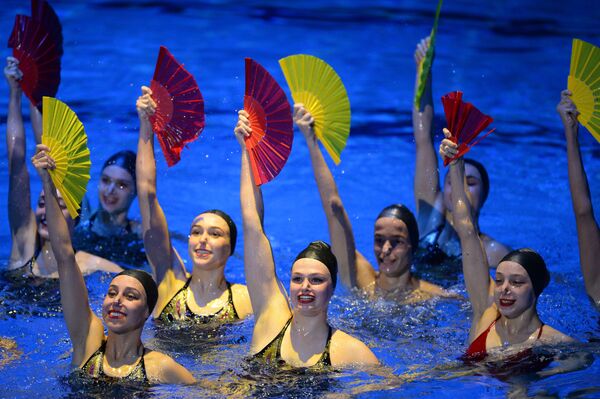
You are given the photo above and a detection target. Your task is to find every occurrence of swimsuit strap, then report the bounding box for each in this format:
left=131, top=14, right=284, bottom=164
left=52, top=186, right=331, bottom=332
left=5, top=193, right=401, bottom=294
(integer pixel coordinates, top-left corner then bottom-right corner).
left=95, top=340, right=148, bottom=382
left=315, top=325, right=333, bottom=367
left=536, top=323, right=545, bottom=340
left=225, top=281, right=240, bottom=319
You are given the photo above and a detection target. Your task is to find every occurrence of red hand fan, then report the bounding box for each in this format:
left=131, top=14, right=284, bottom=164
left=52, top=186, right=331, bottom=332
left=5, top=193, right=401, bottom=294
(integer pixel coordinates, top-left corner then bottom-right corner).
left=441, top=91, right=495, bottom=166
left=243, top=58, right=293, bottom=186
left=31, top=0, right=63, bottom=56
left=8, top=15, right=61, bottom=109
left=149, top=46, right=205, bottom=167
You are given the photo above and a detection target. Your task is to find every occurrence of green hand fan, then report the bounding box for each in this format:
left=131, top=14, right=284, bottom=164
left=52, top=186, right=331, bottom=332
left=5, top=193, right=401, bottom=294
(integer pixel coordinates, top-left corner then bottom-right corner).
left=414, top=0, right=443, bottom=109
left=568, top=38, right=600, bottom=142
left=279, top=54, right=350, bottom=164
left=42, top=96, right=91, bottom=218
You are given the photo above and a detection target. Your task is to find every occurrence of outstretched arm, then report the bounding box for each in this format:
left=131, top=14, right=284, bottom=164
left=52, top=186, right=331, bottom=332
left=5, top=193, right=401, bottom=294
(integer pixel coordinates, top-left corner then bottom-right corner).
left=413, top=37, right=443, bottom=234
left=5, top=57, right=37, bottom=268
left=29, top=102, right=42, bottom=145
left=295, top=104, right=374, bottom=289
left=136, top=86, right=185, bottom=284
left=236, top=111, right=290, bottom=351
left=31, top=146, right=104, bottom=367
left=440, top=131, right=491, bottom=338
left=557, top=90, right=600, bottom=304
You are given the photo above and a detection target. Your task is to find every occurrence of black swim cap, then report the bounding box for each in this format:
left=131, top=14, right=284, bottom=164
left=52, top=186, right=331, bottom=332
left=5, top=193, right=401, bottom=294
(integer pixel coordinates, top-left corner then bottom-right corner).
left=499, top=248, right=550, bottom=298
left=114, top=269, right=158, bottom=314
left=464, top=158, right=489, bottom=206
left=203, top=210, right=237, bottom=255
left=102, top=150, right=137, bottom=191
left=376, top=204, right=419, bottom=253
left=294, top=241, right=338, bottom=289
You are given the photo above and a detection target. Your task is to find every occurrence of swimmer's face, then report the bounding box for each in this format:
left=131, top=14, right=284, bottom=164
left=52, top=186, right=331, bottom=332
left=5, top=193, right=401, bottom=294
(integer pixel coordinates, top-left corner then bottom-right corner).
left=188, top=213, right=231, bottom=269
left=443, top=163, right=484, bottom=215
left=98, top=165, right=136, bottom=215
left=35, top=190, right=74, bottom=240
left=102, top=275, right=149, bottom=334
left=290, top=258, right=333, bottom=316
left=493, top=261, right=536, bottom=319
left=374, top=217, right=412, bottom=277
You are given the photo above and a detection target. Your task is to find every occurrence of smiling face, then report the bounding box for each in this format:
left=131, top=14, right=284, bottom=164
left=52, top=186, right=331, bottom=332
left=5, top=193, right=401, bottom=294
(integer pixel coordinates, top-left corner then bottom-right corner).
left=98, top=165, right=136, bottom=216
left=102, top=275, right=149, bottom=334
left=443, top=163, right=484, bottom=214
left=187, top=213, right=231, bottom=269
left=493, top=261, right=536, bottom=319
left=35, top=190, right=75, bottom=240
left=289, top=258, right=334, bottom=316
left=373, top=217, right=413, bottom=277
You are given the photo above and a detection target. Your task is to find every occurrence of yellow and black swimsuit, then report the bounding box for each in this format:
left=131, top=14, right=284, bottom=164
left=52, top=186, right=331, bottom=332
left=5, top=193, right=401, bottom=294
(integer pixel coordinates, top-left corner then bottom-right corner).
left=254, top=318, right=332, bottom=369
left=81, top=340, right=148, bottom=383
left=157, top=278, right=239, bottom=324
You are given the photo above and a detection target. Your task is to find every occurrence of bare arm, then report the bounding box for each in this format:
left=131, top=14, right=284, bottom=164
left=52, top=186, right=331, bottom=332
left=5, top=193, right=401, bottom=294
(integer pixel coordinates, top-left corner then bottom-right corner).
left=135, top=86, right=185, bottom=284
left=557, top=90, right=600, bottom=303
left=295, top=104, right=368, bottom=289
left=31, top=146, right=104, bottom=366
left=235, top=111, right=290, bottom=351
left=29, top=102, right=42, bottom=144
left=413, top=38, right=443, bottom=234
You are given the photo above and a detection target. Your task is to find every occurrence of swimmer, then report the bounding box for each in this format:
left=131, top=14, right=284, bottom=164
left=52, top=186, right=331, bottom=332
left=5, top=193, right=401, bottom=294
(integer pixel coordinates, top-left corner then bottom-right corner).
left=4, top=57, right=121, bottom=278
left=31, top=145, right=195, bottom=384
left=412, top=38, right=510, bottom=267
left=136, top=86, right=252, bottom=324
left=296, top=103, right=453, bottom=302
left=235, top=110, right=379, bottom=368
left=439, top=132, right=574, bottom=360
left=556, top=90, right=600, bottom=306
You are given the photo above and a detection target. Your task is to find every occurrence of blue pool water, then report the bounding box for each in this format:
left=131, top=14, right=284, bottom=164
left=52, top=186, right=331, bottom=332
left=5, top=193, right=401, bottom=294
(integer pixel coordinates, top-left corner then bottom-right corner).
left=1, top=0, right=599, bottom=397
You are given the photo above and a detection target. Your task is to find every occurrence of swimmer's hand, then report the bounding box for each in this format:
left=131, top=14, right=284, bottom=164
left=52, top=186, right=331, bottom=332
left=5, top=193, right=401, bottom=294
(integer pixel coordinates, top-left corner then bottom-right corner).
left=293, top=103, right=315, bottom=141
left=4, top=56, right=23, bottom=90
left=136, top=85, right=156, bottom=122
left=234, top=109, right=251, bottom=148
left=556, top=89, right=579, bottom=135
left=439, top=128, right=458, bottom=164
left=31, top=144, right=56, bottom=180
left=414, top=36, right=431, bottom=66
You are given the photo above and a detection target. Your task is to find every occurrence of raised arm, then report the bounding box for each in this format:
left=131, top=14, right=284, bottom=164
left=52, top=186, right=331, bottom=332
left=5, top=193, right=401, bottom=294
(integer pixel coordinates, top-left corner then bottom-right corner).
left=135, top=86, right=185, bottom=284
left=413, top=37, right=443, bottom=234
left=557, top=90, right=600, bottom=304
left=31, top=145, right=104, bottom=366
left=5, top=57, right=37, bottom=268
left=235, top=111, right=290, bottom=351
left=440, top=132, right=491, bottom=330
left=30, top=102, right=42, bottom=145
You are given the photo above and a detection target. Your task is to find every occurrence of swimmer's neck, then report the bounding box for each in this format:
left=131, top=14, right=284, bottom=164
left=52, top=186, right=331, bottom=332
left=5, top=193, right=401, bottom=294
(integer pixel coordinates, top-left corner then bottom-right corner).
left=495, top=306, right=542, bottom=345
left=105, top=330, right=144, bottom=365
left=376, top=269, right=415, bottom=293
left=290, top=310, right=329, bottom=341
left=97, top=208, right=130, bottom=228
left=189, top=268, right=227, bottom=299
left=35, top=241, right=59, bottom=277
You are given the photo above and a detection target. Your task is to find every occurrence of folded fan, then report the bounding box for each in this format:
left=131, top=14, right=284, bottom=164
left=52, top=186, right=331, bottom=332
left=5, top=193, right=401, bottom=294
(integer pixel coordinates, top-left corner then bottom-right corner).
left=414, top=0, right=443, bottom=109
left=279, top=54, right=350, bottom=164
left=149, top=46, right=205, bottom=167
left=41, top=96, right=91, bottom=218
left=441, top=91, right=495, bottom=166
left=244, top=58, right=293, bottom=185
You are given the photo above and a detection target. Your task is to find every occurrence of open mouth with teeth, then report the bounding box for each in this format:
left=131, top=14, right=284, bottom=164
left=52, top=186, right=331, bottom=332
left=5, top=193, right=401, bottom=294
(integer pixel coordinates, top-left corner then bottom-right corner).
left=499, top=298, right=516, bottom=307
left=297, top=293, right=316, bottom=304
left=107, top=309, right=127, bottom=320
left=194, top=248, right=212, bottom=259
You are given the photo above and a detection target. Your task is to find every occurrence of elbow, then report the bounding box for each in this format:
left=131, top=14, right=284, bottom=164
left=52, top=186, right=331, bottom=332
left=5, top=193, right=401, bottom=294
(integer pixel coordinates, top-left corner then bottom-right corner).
left=328, top=196, right=344, bottom=216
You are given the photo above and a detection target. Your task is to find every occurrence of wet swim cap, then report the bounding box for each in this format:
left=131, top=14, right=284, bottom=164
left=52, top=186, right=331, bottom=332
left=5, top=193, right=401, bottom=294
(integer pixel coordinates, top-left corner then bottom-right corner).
left=500, top=248, right=550, bottom=297
left=203, top=210, right=237, bottom=255
left=464, top=158, right=489, bottom=206
left=102, top=150, right=137, bottom=191
left=376, top=204, right=419, bottom=253
left=114, top=269, right=158, bottom=314
left=294, top=241, right=338, bottom=289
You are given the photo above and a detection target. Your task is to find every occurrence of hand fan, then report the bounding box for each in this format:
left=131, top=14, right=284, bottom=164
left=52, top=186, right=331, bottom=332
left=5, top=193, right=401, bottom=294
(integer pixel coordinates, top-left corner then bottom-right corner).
left=414, top=0, right=443, bottom=109
left=568, top=38, right=600, bottom=142
left=244, top=58, right=293, bottom=185
left=31, top=0, right=63, bottom=56
left=441, top=91, right=494, bottom=166
left=7, top=15, right=61, bottom=109
left=42, top=96, right=91, bottom=218
left=149, top=46, right=205, bottom=167
left=279, top=54, right=350, bottom=164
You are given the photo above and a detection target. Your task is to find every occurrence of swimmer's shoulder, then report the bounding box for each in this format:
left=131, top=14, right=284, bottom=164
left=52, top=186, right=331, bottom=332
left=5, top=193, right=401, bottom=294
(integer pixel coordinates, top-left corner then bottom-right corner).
left=415, top=278, right=458, bottom=299
left=143, top=349, right=195, bottom=384
left=230, top=283, right=253, bottom=318
left=480, top=233, right=511, bottom=267
left=540, top=324, right=577, bottom=344
left=330, top=329, right=379, bottom=367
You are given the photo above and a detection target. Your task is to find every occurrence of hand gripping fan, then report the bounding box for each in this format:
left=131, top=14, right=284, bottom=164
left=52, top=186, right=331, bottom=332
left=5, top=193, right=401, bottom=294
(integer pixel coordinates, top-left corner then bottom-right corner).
left=244, top=58, right=293, bottom=185
left=414, top=0, right=443, bottom=109
left=31, top=0, right=63, bottom=56
left=568, top=38, right=600, bottom=142
left=41, top=97, right=91, bottom=218
left=441, top=91, right=495, bottom=166
left=149, top=46, right=205, bottom=167
left=279, top=54, right=350, bottom=164
left=7, top=15, right=61, bottom=109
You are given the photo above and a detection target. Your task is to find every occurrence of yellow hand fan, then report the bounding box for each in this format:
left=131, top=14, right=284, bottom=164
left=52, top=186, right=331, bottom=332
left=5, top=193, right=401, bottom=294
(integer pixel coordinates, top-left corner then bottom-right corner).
left=568, top=38, right=600, bottom=142
left=42, top=96, right=91, bottom=218
left=279, top=54, right=350, bottom=164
